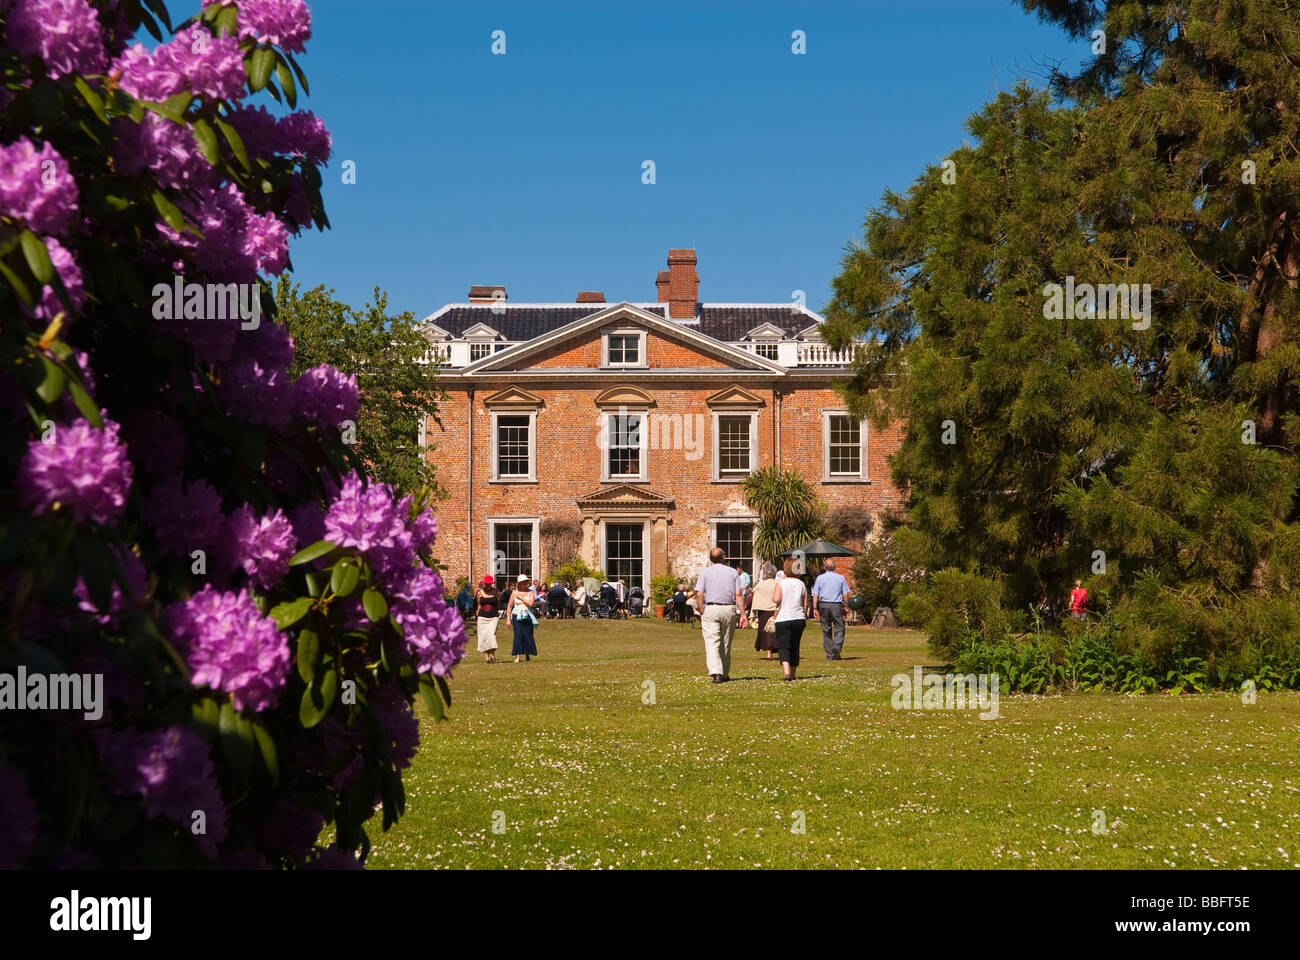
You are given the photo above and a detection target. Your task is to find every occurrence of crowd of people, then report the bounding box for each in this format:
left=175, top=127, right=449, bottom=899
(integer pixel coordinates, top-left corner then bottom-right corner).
left=451, top=550, right=857, bottom=684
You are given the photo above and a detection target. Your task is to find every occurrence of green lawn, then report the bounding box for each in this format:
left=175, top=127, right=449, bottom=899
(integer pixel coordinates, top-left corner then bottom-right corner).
left=368, top=616, right=1300, bottom=869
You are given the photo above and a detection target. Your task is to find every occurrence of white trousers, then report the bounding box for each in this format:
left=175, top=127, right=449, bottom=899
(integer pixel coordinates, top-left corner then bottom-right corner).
left=701, top=604, right=737, bottom=677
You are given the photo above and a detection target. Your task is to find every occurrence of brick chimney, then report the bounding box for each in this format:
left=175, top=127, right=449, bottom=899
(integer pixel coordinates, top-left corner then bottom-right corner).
left=468, top=285, right=506, bottom=303
left=576, top=291, right=605, bottom=303
left=655, top=270, right=670, bottom=303
left=665, top=249, right=698, bottom=319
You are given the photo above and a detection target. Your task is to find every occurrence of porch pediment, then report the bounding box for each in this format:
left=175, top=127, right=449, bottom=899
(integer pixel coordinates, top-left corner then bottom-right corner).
left=577, top=484, right=674, bottom=512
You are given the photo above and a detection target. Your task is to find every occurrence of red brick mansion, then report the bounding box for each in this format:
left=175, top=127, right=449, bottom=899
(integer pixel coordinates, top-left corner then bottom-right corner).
left=419, top=249, right=905, bottom=592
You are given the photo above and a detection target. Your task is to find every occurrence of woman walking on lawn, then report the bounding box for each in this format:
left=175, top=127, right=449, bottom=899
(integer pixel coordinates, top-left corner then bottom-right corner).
left=511, top=573, right=539, bottom=663
left=750, top=563, right=779, bottom=659
left=476, top=575, right=501, bottom=663
left=771, top=558, right=810, bottom=681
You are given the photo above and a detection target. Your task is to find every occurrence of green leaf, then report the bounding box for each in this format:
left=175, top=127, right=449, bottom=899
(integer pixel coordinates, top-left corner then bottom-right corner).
left=218, top=702, right=254, bottom=777
left=248, top=48, right=275, bottom=92
left=20, top=231, right=53, bottom=285
left=296, top=628, right=319, bottom=684
left=72, top=75, right=104, bottom=115
left=66, top=378, right=101, bottom=426
left=191, top=697, right=221, bottom=740
left=192, top=118, right=219, bottom=165
left=289, top=539, right=336, bottom=565
left=304, top=571, right=322, bottom=598
left=36, top=355, right=66, bottom=404
left=274, top=60, right=297, bottom=108
left=152, top=190, right=185, bottom=232
left=214, top=4, right=238, bottom=36
left=435, top=673, right=452, bottom=708
left=215, top=116, right=250, bottom=172
left=0, top=259, right=34, bottom=306
left=330, top=561, right=360, bottom=598
left=251, top=722, right=279, bottom=784
left=161, top=90, right=192, bottom=121
left=418, top=676, right=445, bottom=721
left=298, top=669, right=337, bottom=728
left=286, top=54, right=310, bottom=97
left=362, top=588, right=388, bottom=622
left=269, top=596, right=314, bottom=630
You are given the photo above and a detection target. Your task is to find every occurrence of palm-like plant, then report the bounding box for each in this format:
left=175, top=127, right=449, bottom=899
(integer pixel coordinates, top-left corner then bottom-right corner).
left=742, top=465, right=827, bottom=563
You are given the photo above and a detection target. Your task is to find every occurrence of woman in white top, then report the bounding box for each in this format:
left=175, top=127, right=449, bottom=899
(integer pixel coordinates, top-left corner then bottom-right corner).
left=771, top=558, right=811, bottom=681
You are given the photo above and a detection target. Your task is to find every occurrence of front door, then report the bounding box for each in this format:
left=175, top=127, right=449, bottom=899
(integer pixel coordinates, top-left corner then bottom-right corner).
left=604, top=522, right=645, bottom=596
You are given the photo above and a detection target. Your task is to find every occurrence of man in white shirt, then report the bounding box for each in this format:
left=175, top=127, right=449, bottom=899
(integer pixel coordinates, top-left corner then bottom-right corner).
left=811, top=559, right=851, bottom=660
left=695, top=547, right=747, bottom=682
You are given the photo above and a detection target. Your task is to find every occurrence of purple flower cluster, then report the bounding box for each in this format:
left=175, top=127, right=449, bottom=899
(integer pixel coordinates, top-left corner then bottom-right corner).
left=0, top=764, right=38, bottom=869
left=169, top=585, right=292, bottom=712
left=100, top=725, right=227, bottom=857
left=5, top=0, right=105, bottom=78
left=222, top=357, right=293, bottom=427
left=0, top=137, right=79, bottom=236
left=113, top=24, right=244, bottom=102
left=33, top=237, right=87, bottom=323
left=113, top=114, right=214, bottom=192
left=373, top=679, right=419, bottom=770
left=229, top=504, right=297, bottom=588
left=147, top=476, right=225, bottom=558
left=17, top=415, right=134, bottom=525
left=320, top=473, right=466, bottom=674
left=161, top=183, right=289, bottom=282
left=227, top=105, right=332, bottom=165
left=389, top=565, right=466, bottom=677
left=324, top=473, right=413, bottom=579
left=293, top=364, right=359, bottom=428
left=231, top=0, right=312, bottom=53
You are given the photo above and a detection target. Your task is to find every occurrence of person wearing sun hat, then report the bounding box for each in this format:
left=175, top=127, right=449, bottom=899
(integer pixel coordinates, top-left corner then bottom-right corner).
left=510, top=573, right=539, bottom=663
left=475, top=574, right=501, bottom=663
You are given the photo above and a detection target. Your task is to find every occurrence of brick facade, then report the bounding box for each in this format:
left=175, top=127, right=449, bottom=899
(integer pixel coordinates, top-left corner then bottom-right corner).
left=420, top=252, right=906, bottom=595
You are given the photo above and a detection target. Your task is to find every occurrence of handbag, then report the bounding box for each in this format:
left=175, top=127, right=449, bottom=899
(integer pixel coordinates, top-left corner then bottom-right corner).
left=762, top=613, right=777, bottom=634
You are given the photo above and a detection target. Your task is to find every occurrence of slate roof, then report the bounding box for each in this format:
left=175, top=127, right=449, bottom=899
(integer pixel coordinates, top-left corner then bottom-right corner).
left=421, top=302, right=821, bottom=342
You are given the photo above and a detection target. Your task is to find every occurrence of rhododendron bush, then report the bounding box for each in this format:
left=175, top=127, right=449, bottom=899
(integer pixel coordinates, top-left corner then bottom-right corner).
left=0, top=0, right=464, bottom=868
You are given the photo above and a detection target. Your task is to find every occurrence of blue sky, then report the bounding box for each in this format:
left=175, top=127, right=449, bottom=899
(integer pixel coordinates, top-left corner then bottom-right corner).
left=196, top=0, right=1088, bottom=317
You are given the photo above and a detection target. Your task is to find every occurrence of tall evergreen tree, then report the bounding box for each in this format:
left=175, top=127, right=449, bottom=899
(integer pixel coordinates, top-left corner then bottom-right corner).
left=826, top=0, right=1300, bottom=659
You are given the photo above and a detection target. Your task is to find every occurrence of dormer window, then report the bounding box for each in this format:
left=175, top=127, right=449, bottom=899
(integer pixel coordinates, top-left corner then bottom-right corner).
left=470, top=342, right=494, bottom=362
left=753, top=342, right=778, bottom=360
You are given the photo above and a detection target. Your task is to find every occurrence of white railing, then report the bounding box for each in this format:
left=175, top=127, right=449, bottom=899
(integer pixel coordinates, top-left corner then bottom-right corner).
left=417, top=344, right=451, bottom=364
left=796, top=342, right=857, bottom=366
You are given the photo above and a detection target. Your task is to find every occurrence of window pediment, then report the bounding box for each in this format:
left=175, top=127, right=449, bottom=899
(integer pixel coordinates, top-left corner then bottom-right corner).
left=483, top=386, right=543, bottom=408
left=706, top=384, right=765, bottom=409
left=594, top=385, right=656, bottom=408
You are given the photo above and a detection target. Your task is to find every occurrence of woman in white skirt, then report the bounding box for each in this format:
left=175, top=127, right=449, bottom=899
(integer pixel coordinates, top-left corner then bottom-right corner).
left=475, top=575, right=501, bottom=663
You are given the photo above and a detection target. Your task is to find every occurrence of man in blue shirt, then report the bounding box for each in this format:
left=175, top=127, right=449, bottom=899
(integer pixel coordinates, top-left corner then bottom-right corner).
left=811, top=559, right=851, bottom=660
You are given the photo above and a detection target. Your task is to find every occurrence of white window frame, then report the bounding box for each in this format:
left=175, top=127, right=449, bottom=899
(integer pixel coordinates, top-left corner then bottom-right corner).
left=602, top=328, right=647, bottom=369
left=822, top=410, right=869, bottom=482
left=708, top=517, right=757, bottom=575
left=752, top=340, right=780, bottom=361
left=599, top=518, right=650, bottom=596
left=490, top=409, right=537, bottom=482
left=602, top=410, right=647, bottom=482
left=712, top=410, right=759, bottom=482
left=486, top=516, right=540, bottom=582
